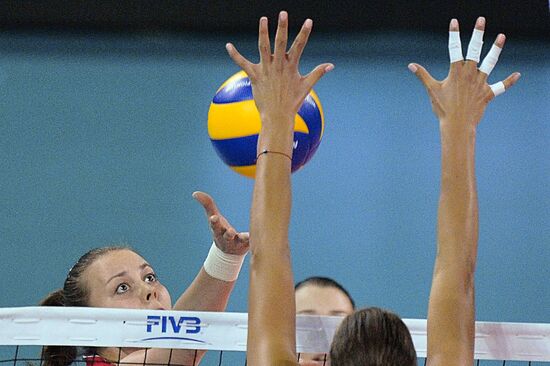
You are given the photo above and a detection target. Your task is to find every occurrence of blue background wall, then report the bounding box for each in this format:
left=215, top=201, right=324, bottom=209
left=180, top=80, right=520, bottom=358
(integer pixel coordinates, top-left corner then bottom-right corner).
left=1, top=26, right=548, bottom=327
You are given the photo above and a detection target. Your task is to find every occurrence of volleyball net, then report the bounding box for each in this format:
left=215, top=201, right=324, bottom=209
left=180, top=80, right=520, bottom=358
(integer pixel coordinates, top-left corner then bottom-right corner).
left=1, top=307, right=549, bottom=366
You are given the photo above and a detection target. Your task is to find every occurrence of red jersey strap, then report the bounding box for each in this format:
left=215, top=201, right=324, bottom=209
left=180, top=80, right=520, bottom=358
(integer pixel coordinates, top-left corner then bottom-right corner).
left=83, top=355, right=115, bottom=366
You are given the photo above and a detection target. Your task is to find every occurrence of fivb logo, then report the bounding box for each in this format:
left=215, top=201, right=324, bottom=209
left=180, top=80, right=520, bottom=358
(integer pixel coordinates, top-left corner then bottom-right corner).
left=142, top=315, right=204, bottom=343
left=147, top=315, right=201, bottom=334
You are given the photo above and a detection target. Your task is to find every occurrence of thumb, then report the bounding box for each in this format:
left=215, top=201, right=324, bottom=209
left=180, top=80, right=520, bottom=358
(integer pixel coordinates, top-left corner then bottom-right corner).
left=303, top=63, right=334, bottom=92
left=408, top=63, right=436, bottom=90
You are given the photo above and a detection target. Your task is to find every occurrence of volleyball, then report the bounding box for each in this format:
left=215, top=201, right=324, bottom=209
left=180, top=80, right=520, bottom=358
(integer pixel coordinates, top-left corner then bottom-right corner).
left=207, top=70, right=325, bottom=178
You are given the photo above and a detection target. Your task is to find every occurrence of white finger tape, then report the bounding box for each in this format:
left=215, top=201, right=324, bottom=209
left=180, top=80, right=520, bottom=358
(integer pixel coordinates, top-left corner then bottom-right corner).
left=448, top=31, right=464, bottom=63
left=466, top=29, right=484, bottom=63
left=490, top=81, right=506, bottom=97
left=479, top=44, right=502, bottom=75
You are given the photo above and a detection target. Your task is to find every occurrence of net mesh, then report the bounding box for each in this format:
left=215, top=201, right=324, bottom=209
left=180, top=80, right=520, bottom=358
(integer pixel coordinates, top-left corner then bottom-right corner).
left=1, top=307, right=549, bottom=366
left=2, top=346, right=550, bottom=366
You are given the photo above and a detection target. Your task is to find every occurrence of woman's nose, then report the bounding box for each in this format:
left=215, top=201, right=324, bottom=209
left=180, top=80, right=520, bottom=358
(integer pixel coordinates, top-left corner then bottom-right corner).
left=144, top=286, right=158, bottom=302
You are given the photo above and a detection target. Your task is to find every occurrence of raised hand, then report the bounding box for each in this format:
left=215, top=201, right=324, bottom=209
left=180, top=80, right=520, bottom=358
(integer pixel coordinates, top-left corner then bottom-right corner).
left=231, top=12, right=333, bottom=366
left=225, top=11, right=333, bottom=155
left=409, top=17, right=523, bottom=366
left=193, top=191, right=249, bottom=256
left=409, top=17, right=521, bottom=128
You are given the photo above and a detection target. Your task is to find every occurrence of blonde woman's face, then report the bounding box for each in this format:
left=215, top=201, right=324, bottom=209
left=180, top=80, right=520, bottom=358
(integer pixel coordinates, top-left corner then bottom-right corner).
left=83, top=249, right=171, bottom=310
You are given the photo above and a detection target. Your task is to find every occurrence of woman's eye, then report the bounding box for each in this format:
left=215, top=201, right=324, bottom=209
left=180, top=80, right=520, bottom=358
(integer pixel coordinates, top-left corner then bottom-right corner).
left=145, top=273, right=157, bottom=283
left=115, top=283, right=129, bottom=294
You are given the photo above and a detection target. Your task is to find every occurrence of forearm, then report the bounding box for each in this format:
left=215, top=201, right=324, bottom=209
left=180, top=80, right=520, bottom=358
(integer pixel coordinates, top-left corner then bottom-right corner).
left=165, top=268, right=237, bottom=365
left=419, top=16, right=519, bottom=366
left=173, top=267, right=235, bottom=311
left=227, top=12, right=328, bottom=364
left=437, top=123, right=479, bottom=273
left=250, top=125, right=294, bottom=254
left=427, top=121, right=478, bottom=365
left=248, top=121, right=297, bottom=365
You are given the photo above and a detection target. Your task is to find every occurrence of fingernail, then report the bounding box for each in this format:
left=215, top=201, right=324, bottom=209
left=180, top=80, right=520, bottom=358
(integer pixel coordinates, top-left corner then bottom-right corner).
left=450, top=19, right=458, bottom=28
left=305, top=19, right=313, bottom=28
left=477, top=17, right=486, bottom=26
left=225, top=43, right=231, bottom=51
left=280, top=11, right=287, bottom=21
left=408, top=63, right=418, bottom=73
left=325, top=64, right=334, bottom=72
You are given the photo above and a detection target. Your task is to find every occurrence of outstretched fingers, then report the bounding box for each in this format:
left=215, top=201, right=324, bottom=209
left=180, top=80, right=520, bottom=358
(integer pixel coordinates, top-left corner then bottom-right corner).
left=408, top=63, right=437, bottom=91
left=192, top=191, right=220, bottom=217
left=490, top=72, right=521, bottom=97
left=288, top=18, right=313, bottom=64
left=480, top=32, right=520, bottom=98
left=226, top=43, right=253, bottom=76
left=258, top=16, right=271, bottom=65
left=273, top=11, right=289, bottom=66
left=502, top=72, right=521, bottom=90
left=479, top=34, right=505, bottom=78
left=448, top=18, right=464, bottom=75
left=193, top=191, right=229, bottom=239
left=465, top=17, right=485, bottom=67
left=303, top=63, right=334, bottom=92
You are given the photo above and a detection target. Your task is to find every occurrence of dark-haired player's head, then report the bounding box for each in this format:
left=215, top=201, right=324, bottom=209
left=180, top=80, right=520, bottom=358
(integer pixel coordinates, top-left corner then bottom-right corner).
left=295, top=277, right=355, bottom=364
left=295, top=276, right=355, bottom=316
left=330, top=307, right=417, bottom=366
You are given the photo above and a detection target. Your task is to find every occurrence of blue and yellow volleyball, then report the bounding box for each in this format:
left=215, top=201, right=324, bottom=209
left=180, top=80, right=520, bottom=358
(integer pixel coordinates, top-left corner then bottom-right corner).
left=207, top=71, right=325, bottom=178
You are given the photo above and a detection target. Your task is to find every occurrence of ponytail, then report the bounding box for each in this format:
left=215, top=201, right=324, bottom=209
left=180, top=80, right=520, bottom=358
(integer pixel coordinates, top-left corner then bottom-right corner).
left=40, top=346, right=77, bottom=366
left=40, top=289, right=65, bottom=307
left=40, top=289, right=77, bottom=366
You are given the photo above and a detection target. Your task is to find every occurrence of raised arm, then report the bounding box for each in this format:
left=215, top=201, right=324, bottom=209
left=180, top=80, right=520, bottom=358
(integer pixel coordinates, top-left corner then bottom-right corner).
left=121, top=192, right=248, bottom=366
left=409, top=17, right=520, bottom=366
left=172, top=191, right=249, bottom=312
left=226, top=11, right=332, bottom=366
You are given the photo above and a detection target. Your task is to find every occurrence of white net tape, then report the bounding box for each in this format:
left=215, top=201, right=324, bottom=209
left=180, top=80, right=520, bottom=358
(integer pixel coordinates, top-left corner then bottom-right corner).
left=1, top=307, right=550, bottom=363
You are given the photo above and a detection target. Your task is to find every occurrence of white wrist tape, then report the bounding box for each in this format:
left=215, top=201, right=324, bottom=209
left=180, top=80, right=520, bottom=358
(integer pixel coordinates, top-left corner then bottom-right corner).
left=448, top=31, right=463, bottom=63
left=479, top=44, right=502, bottom=75
left=490, top=81, right=506, bottom=97
left=466, top=29, right=484, bottom=63
left=203, top=242, right=246, bottom=282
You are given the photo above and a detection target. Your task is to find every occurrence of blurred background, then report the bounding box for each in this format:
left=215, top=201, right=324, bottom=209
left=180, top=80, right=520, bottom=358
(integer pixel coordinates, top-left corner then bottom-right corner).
left=1, top=0, right=549, bottom=328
